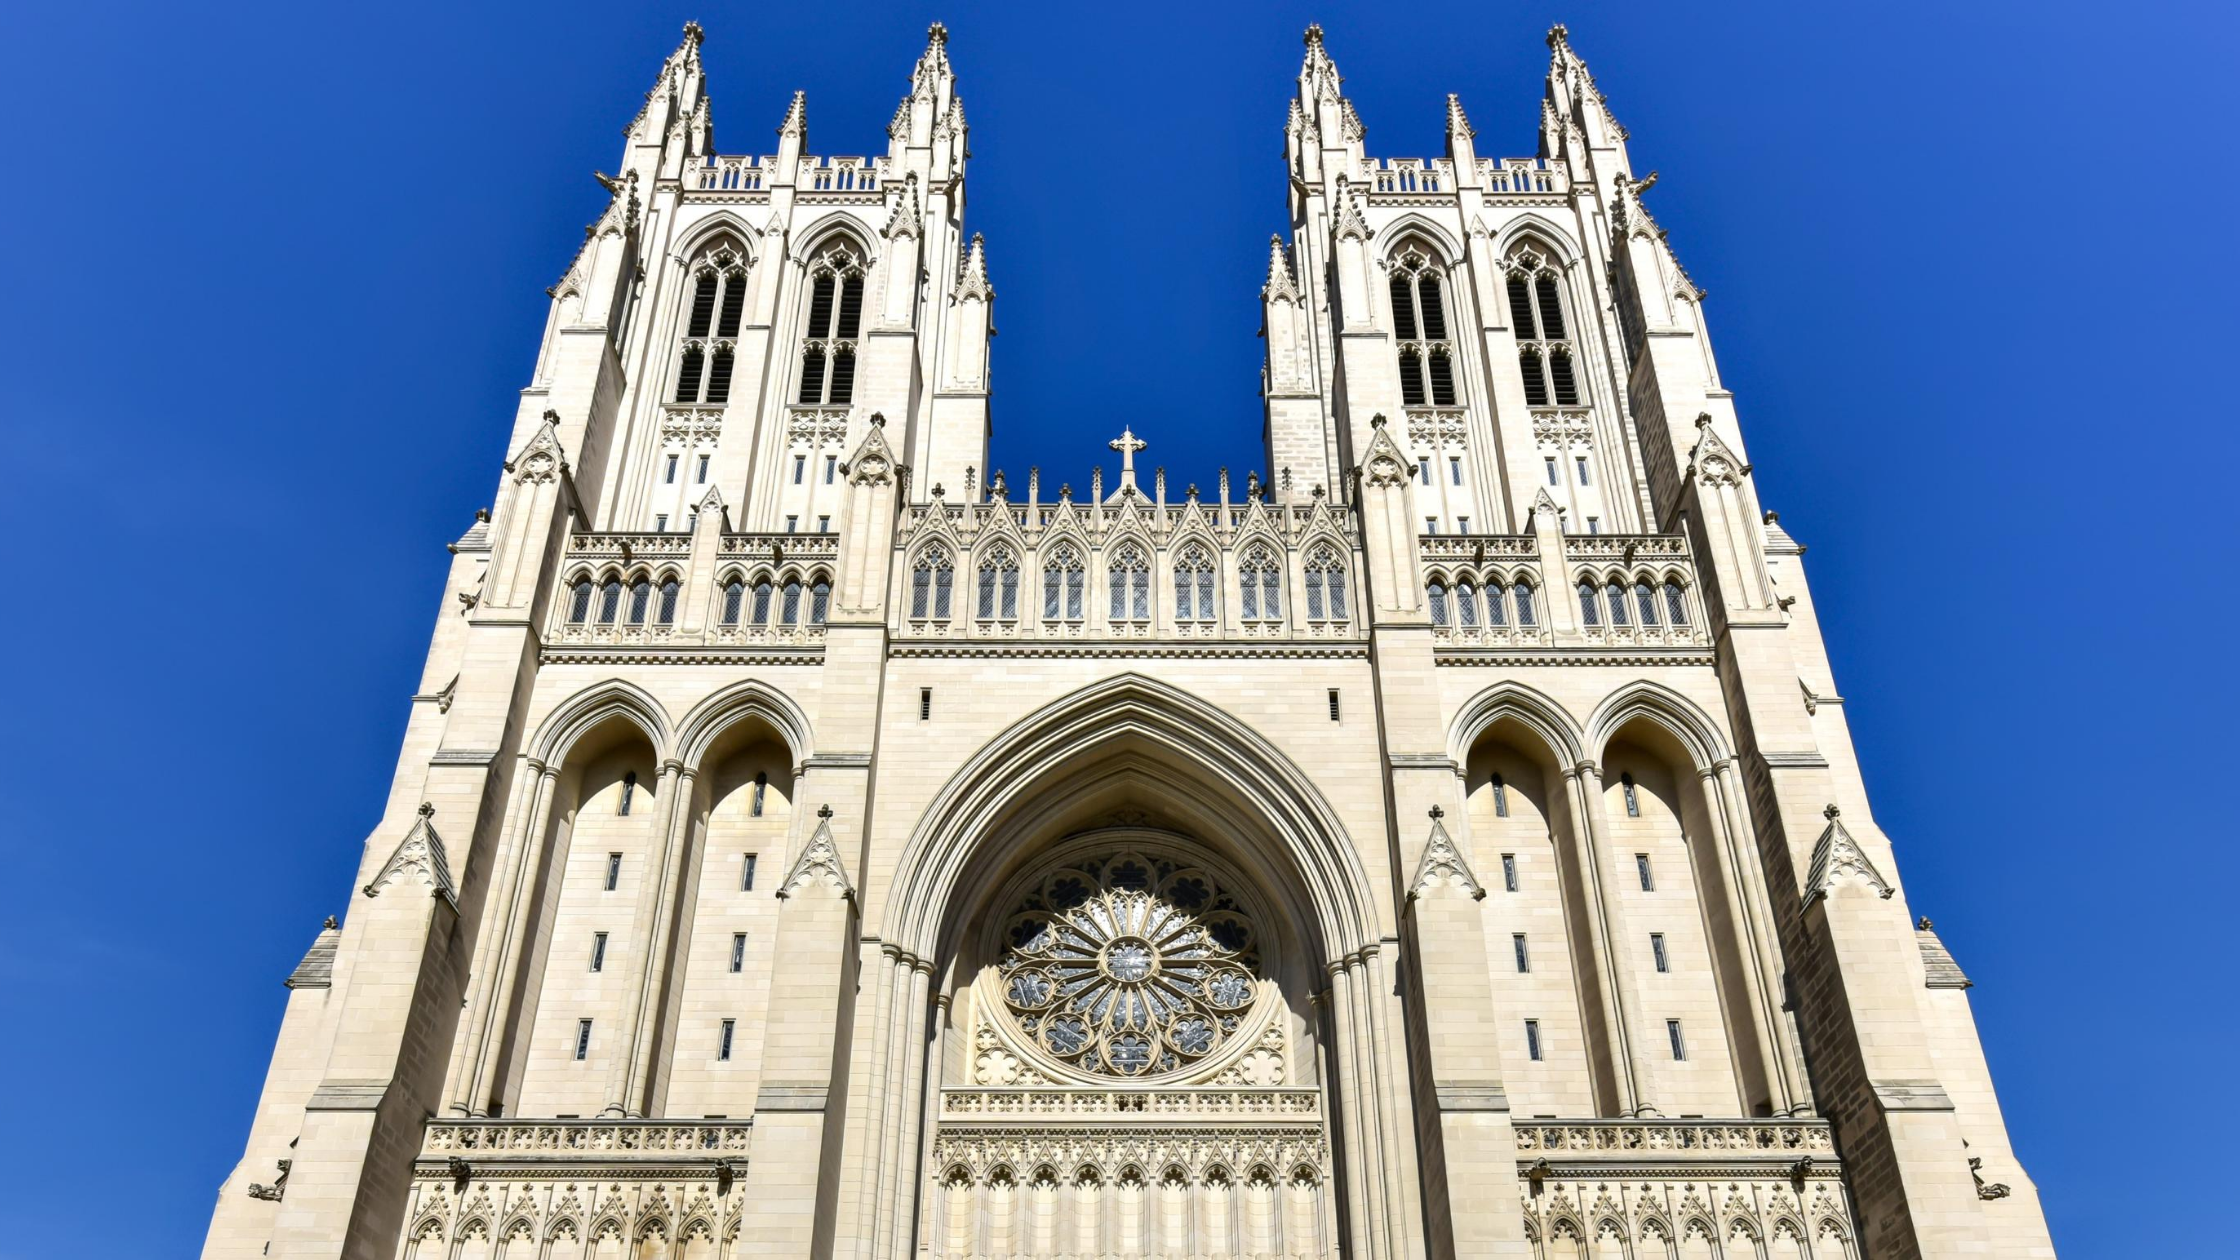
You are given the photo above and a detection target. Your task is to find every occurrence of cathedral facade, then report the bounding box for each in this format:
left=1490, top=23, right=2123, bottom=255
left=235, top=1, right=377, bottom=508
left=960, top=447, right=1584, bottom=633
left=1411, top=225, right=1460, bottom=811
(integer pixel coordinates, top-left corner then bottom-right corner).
left=203, top=22, right=2056, bottom=1260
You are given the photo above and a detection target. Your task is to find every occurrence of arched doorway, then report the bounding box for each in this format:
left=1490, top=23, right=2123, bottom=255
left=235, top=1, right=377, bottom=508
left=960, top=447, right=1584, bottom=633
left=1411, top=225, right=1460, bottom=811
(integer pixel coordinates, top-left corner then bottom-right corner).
left=927, top=828, right=1338, bottom=1260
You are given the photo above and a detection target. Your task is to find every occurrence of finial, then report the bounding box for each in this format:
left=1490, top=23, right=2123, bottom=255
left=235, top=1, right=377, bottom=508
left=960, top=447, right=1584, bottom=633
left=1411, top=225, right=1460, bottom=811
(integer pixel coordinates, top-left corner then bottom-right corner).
left=1445, top=93, right=1475, bottom=139
left=1057, top=483, right=1072, bottom=502
left=1763, top=510, right=1780, bottom=524
left=1695, top=413, right=1714, bottom=429
left=1312, top=483, right=1326, bottom=499
left=931, top=482, right=945, bottom=499
left=1370, top=413, right=1386, bottom=428
left=818, top=803, right=834, bottom=819
left=543, top=409, right=561, bottom=424
left=1304, top=23, right=1324, bottom=48
left=323, top=915, right=338, bottom=930
left=870, top=411, right=886, bottom=427
left=417, top=802, right=435, bottom=818
left=1428, top=805, right=1444, bottom=820
left=1186, top=483, right=1200, bottom=501
left=1823, top=804, right=1840, bottom=820
left=682, top=20, right=704, bottom=46
left=1917, top=917, right=1934, bottom=931
left=778, top=90, right=807, bottom=138
left=927, top=20, right=948, bottom=46
left=475, top=508, right=490, bottom=523
left=1546, top=23, right=1570, bottom=50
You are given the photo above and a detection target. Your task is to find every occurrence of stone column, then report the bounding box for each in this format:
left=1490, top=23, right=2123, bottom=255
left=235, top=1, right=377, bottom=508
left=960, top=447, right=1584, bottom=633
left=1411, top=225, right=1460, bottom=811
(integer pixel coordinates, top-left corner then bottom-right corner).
left=607, top=760, right=696, bottom=1116
left=448, top=759, right=559, bottom=1116
left=1695, top=759, right=1802, bottom=1114
left=1399, top=803, right=1533, bottom=1258
left=1560, top=762, right=1654, bottom=1114
left=268, top=805, right=463, bottom=1260
left=735, top=804, right=862, bottom=1260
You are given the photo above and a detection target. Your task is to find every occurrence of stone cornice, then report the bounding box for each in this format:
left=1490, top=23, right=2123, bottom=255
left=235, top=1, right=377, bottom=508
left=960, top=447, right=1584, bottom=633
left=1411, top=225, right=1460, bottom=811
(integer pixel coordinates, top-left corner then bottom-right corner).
left=887, top=640, right=1369, bottom=661
left=539, top=646, right=826, bottom=667
left=1434, top=648, right=1717, bottom=667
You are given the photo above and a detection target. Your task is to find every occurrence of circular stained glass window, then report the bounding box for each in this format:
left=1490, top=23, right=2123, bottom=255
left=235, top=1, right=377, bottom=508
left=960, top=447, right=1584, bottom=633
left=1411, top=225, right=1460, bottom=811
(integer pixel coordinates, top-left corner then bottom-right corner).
left=996, top=848, right=1263, bottom=1079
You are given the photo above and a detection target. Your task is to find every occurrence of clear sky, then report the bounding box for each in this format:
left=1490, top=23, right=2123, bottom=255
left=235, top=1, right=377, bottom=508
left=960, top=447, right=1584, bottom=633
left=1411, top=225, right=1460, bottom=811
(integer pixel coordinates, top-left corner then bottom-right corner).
left=0, top=2, right=2230, bottom=1255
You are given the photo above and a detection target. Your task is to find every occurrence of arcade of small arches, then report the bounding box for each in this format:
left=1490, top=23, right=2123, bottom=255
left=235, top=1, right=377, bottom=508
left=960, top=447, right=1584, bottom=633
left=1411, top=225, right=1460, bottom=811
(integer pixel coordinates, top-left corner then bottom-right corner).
left=557, top=566, right=836, bottom=633
left=905, top=540, right=1353, bottom=627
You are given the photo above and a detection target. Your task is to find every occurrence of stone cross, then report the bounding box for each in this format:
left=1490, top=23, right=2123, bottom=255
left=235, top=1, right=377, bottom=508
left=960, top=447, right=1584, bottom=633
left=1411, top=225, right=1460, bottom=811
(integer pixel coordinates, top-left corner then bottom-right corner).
left=1109, top=426, right=1147, bottom=498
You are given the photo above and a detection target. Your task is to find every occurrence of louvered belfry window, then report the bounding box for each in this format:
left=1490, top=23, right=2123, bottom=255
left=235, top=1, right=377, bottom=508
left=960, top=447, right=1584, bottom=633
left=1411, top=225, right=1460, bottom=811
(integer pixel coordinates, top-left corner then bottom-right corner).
left=673, top=244, right=749, bottom=405
left=797, top=244, right=866, bottom=406
left=1508, top=248, right=1582, bottom=407
left=1389, top=246, right=1459, bottom=408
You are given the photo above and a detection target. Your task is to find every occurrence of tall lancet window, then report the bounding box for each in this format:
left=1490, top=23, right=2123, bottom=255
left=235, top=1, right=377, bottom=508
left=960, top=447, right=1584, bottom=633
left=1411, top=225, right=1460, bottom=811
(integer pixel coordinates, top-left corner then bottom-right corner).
left=976, top=547, right=1019, bottom=620
left=1303, top=544, right=1348, bottom=621
left=1043, top=543, right=1085, bottom=621
left=1173, top=544, right=1216, bottom=623
left=1389, top=246, right=1458, bottom=407
left=1507, top=247, right=1582, bottom=407
left=1238, top=545, right=1283, bottom=622
left=796, top=242, right=867, bottom=407
left=910, top=546, right=955, bottom=620
left=1108, top=542, right=1150, bottom=622
left=673, top=242, right=749, bottom=405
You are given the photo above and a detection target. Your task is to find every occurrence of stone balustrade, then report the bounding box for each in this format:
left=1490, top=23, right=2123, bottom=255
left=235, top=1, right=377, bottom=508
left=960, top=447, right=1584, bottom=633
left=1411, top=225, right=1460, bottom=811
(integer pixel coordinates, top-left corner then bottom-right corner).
left=1422, top=532, right=1706, bottom=650
left=942, top=1088, right=1322, bottom=1123
left=421, top=1117, right=753, bottom=1160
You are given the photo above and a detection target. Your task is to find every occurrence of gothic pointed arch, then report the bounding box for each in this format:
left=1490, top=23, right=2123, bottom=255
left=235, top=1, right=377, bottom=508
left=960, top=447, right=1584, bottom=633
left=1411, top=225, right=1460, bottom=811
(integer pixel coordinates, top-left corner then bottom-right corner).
left=1491, top=215, right=1583, bottom=265
left=670, top=210, right=762, bottom=266
left=1372, top=214, right=1466, bottom=265
left=1581, top=680, right=1730, bottom=771
left=529, top=679, right=674, bottom=767
left=1448, top=679, right=1586, bottom=768
left=790, top=215, right=880, bottom=269
left=671, top=678, right=817, bottom=771
left=884, top=673, right=1377, bottom=964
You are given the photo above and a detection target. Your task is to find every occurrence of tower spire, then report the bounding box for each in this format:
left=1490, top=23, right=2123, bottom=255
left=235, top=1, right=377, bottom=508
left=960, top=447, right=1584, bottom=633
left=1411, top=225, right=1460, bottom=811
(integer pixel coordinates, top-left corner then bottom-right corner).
left=777, top=89, right=807, bottom=139
left=954, top=232, right=993, bottom=301
left=1444, top=92, right=1478, bottom=171
left=1543, top=23, right=1633, bottom=172
left=1296, top=23, right=1364, bottom=162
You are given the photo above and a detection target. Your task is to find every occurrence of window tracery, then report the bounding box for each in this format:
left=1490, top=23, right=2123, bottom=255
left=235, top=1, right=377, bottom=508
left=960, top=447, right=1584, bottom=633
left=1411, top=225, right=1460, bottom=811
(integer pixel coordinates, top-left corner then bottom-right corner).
left=1389, top=246, right=1458, bottom=408
left=1108, top=543, right=1150, bottom=622
left=1043, top=543, right=1085, bottom=621
left=977, top=547, right=1020, bottom=620
left=1238, top=546, right=1283, bottom=622
left=1172, top=544, right=1216, bottom=623
left=1303, top=545, right=1348, bottom=621
left=912, top=546, right=956, bottom=620
left=994, top=849, right=1264, bottom=1080
left=673, top=242, right=749, bottom=405
left=1507, top=247, right=1582, bottom=407
left=796, top=243, right=866, bottom=407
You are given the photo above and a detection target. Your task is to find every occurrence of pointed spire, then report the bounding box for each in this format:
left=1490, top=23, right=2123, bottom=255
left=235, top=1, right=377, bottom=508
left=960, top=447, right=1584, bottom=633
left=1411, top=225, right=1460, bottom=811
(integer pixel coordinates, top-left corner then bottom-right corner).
left=1262, top=234, right=1301, bottom=302
left=1300, top=23, right=1342, bottom=94
left=1445, top=93, right=1475, bottom=140
left=913, top=21, right=954, bottom=96
left=1544, top=22, right=1630, bottom=147
left=777, top=89, right=807, bottom=138
left=953, top=232, right=993, bottom=301
left=1331, top=178, right=1371, bottom=242
left=624, top=22, right=707, bottom=141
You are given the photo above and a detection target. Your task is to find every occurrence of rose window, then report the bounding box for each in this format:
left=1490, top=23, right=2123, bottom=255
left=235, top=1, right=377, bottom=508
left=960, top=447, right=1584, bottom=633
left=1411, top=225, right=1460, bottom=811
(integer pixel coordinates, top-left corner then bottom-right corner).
left=996, top=849, right=1263, bottom=1079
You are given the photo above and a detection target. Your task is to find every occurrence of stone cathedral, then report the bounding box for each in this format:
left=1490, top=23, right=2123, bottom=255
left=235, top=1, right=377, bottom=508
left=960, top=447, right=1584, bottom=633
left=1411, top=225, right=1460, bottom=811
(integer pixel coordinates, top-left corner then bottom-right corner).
left=203, top=21, right=2056, bottom=1260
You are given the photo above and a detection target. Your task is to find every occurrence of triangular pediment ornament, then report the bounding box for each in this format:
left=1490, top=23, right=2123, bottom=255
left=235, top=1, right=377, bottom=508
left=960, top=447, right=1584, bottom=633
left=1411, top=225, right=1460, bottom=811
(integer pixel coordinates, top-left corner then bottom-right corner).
left=1686, top=415, right=1750, bottom=487
left=1529, top=487, right=1566, bottom=526
left=1357, top=416, right=1411, bottom=489
left=1408, top=808, right=1485, bottom=902
left=1803, top=805, right=1892, bottom=905
left=363, top=803, right=458, bottom=908
left=1261, top=235, right=1301, bottom=303
left=884, top=174, right=923, bottom=240
left=1332, top=179, right=1372, bottom=243
left=777, top=806, right=855, bottom=903
left=695, top=485, right=730, bottom=527
left=505, top=416, right=570, bottom=486
left=843, top=414, right=899, bottom=487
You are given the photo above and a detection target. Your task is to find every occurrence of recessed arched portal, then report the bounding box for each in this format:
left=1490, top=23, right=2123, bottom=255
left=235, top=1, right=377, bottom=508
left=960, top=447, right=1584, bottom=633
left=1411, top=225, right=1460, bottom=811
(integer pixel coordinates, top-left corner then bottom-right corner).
left=854, top=674, right=1418, bottom=1260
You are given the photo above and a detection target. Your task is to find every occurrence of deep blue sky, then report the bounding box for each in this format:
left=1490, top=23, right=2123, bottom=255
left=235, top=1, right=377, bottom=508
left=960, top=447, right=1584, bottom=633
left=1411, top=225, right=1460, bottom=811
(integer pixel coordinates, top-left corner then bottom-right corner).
left=1, top=2, right=2230, bottom=1255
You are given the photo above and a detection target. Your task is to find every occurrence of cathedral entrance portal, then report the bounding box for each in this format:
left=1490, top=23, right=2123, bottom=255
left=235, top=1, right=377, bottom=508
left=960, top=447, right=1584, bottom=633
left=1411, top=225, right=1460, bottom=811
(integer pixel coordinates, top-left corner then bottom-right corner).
left=927, top=832, right=1339, bottom=1260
